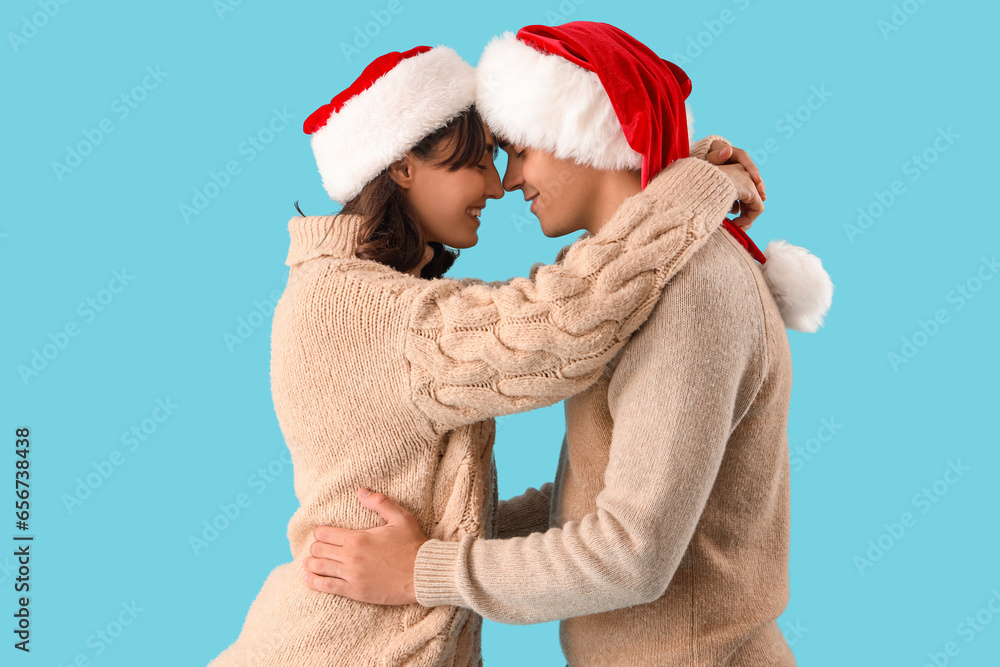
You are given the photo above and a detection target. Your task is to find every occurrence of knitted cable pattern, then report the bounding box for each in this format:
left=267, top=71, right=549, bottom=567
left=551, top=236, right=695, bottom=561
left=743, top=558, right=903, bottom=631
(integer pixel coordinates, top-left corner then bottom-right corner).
left=403, top=156, right=736, bottom=433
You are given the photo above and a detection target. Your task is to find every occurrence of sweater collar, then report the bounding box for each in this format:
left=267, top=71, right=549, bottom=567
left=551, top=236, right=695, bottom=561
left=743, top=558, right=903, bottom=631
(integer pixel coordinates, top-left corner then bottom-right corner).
left=285, top=214, right=434, bottom=276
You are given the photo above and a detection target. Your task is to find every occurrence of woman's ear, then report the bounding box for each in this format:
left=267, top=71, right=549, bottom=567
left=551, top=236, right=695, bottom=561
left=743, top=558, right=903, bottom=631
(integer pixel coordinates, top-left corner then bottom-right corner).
left=387, top=156, right=415, bottom=190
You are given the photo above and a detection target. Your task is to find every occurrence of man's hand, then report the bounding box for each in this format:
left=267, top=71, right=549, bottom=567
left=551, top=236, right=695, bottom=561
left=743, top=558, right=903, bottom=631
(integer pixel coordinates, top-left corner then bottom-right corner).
left=302, top=488, right=428, bottom=606
left=705, top=142, right=765, bottom=231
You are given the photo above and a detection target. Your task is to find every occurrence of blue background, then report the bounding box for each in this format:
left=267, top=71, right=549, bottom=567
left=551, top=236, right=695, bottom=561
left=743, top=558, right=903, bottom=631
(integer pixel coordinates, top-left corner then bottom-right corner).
left=3, top=0, right=997, bottom=665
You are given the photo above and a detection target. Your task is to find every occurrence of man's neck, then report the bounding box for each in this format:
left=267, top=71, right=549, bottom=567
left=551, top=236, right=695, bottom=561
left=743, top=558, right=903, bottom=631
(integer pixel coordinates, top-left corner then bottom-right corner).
left=585, top=171, right=644, bottom=235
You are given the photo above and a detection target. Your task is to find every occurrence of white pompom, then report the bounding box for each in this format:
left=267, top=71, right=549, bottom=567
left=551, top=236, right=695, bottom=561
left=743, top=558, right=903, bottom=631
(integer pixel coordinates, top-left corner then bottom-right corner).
left=760, top=240, right=834, bottom=333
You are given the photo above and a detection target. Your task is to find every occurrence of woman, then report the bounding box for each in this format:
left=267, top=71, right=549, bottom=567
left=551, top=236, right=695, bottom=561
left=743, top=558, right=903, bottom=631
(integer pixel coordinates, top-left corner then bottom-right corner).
left=209, top=44, right=752, bottom=666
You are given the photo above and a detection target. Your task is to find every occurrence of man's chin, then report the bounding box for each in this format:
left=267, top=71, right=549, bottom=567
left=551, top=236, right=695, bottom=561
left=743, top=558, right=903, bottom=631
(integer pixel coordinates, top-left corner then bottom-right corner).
left=539, top=217, right=574, bottom=238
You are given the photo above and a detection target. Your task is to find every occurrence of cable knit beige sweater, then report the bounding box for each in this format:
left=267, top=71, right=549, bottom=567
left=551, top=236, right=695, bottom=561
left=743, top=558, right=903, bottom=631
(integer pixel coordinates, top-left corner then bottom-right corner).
left=413, top=196, right=796, bottom=665
left=208, top=147, right=737, bottom=666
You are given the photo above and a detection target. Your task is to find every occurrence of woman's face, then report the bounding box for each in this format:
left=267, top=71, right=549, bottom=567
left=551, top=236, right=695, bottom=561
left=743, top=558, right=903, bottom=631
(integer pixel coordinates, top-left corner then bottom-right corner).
left=399, top=120, right=504, bottom=249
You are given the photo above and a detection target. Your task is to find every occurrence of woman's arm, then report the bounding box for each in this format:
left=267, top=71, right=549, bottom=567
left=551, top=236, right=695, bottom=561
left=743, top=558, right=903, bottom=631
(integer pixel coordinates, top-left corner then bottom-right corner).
left=496, top=481, right=555, bottom=539
left=402, top=156, right=737, bottom=433
left=411, top=247, right=767, bottom=624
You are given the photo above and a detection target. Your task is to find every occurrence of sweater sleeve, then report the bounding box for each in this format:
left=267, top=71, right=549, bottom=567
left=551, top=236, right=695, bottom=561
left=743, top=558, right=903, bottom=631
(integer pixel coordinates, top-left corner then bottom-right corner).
left=689, top=134, right=730, bottom=161
left=495, top=481, right=555, bottom=539
left=404, top=156, right=736, bottom=433
left=411, top=243, right=767, bottom=624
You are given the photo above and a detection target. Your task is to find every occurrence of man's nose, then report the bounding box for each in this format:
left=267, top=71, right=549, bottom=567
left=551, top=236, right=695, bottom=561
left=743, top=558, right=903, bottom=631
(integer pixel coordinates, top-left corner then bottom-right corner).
left=502, top=163, right=523, bottom=192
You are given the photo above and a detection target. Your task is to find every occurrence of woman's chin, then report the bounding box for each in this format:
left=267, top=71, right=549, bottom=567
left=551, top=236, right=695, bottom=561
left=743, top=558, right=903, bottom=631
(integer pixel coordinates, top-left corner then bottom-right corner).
left=445, top=229, right=479, bottom=249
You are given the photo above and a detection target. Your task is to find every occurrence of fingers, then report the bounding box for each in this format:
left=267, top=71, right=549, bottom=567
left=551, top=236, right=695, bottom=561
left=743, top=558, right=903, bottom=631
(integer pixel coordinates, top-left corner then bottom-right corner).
left=309, top=538, right=344, bottom=562
left=313, top=525, right=351, bottom=546
left=357, top=488, right=413, bottom=526
left=706, top=142, right=766, bottom=202
left=727, top=148, right=765, bottom=202
left=302, top=568, right=351, bottom=596
left=704, top=141, right=733, bottom=165
left=729, top=190, right=764, bottom=230
left=304, top=553, right=344, bottom=578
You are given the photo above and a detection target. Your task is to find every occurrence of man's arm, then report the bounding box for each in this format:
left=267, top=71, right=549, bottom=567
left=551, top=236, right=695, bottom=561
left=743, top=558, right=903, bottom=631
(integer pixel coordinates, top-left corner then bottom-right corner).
left=413, top=244, right=767, bottom=625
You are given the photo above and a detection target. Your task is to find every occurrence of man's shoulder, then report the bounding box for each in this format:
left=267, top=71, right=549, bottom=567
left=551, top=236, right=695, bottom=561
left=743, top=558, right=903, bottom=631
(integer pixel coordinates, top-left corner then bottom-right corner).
left=657, top=225, right=769, bottom=322
left=606, top=226, right=771, bottom=374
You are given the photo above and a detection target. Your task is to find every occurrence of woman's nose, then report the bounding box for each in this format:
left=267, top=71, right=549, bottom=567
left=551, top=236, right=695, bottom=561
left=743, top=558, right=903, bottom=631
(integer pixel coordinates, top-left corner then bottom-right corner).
left=485, top=162, right=504, bottom=199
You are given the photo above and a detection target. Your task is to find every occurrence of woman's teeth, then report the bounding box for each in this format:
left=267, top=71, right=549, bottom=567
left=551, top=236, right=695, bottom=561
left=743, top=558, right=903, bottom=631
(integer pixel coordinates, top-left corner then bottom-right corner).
left=467, top=207, right=482, bottom=218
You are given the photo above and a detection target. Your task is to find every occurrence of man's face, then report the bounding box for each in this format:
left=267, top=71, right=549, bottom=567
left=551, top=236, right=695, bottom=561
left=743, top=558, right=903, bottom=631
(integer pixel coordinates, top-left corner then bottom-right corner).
left=500, top=143, right=601, bottom=237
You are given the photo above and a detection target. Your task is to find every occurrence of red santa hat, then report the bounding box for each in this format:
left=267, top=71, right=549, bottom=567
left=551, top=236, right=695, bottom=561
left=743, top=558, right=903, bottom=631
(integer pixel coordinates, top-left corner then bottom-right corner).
left=475, top=22, right=693, bottom=188
left=304, top=45, right=476, bottom=204
left=476, top=22, right=833, bottom=332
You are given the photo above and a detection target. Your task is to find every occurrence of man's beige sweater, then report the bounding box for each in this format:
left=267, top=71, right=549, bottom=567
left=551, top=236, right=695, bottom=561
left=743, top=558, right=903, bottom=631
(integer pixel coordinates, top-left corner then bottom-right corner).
left=209, top=151, right=737, bottom=666
left=414, top=198, right=796, bottom=664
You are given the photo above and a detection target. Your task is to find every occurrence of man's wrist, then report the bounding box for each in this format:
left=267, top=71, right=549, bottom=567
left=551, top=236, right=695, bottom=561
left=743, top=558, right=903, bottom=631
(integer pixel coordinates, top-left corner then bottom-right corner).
left=413, top=537, right=466, bottom=608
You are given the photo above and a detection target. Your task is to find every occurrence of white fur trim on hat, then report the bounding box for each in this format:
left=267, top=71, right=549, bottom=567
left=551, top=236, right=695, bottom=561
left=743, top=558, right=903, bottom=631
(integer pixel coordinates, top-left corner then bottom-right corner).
left=475, top=32, right=641, bottom=170
left=760, top=240, right=834, bottom=333
left=311, top=46, right=476, bottom=204
left=475, top=32, right=695, bottom=168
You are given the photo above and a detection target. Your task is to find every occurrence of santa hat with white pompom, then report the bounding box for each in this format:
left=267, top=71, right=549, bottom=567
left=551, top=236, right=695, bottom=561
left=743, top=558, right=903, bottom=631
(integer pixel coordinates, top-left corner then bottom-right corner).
left=475, top=21, right=833, bottom=332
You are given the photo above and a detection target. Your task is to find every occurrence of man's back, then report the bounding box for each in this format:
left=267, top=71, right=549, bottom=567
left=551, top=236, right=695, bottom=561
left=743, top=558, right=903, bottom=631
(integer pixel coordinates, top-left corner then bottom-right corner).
left=553, top=226, right=796, bottom=666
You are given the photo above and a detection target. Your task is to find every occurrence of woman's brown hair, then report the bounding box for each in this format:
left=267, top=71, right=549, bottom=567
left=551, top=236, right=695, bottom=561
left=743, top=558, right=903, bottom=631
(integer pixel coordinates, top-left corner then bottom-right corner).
left=298, top=105, right=491, bottom=280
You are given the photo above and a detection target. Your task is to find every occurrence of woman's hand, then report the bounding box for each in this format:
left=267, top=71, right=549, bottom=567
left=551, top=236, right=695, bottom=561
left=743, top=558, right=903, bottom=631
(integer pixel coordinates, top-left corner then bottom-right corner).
left=716, top=162, right=765, bottom=231
left=705, top=142, right=765, bottom=231
left=302, top=488, right=428, bottom=606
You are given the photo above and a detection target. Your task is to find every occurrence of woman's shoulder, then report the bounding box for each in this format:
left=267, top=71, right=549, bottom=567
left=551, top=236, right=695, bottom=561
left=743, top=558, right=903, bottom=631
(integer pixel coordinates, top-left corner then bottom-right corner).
left=279, top=255, right=426, bottom=325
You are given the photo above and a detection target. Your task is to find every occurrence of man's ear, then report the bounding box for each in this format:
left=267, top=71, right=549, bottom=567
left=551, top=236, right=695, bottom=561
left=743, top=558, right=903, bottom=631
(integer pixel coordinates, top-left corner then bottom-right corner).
left=387, top=156, right=415, bottom=190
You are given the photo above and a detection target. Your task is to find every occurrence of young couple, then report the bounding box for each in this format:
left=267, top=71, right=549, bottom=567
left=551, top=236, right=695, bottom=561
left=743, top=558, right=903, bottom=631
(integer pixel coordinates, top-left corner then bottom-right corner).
left=210, top=20, right=831, bottom=667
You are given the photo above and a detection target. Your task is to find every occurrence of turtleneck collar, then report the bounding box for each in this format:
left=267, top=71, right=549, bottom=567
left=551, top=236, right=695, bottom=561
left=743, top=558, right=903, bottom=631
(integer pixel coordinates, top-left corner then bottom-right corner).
left=285, top=214, right=434, bottom=277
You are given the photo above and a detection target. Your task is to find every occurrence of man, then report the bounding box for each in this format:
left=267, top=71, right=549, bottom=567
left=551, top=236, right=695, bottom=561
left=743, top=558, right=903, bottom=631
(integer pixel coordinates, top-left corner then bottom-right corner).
left=304, top=22, right=831, bottom=665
